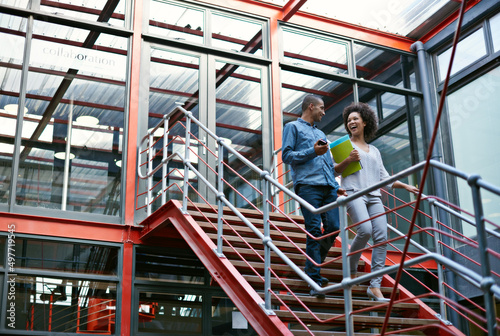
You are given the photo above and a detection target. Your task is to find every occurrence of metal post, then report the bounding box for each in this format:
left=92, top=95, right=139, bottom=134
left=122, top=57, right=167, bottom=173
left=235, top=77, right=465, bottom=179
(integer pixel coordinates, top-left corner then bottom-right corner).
left=468, top=175, right=497, bottom=336
left=182, top=112, right=192, bottom=213
left=262, top=176, right=272, bottom=311
left=161, top=117, right=169, bottom=206
left=9, top=15, right=33, bottom=211
left=61, top=98, right=73, bottom=211
left=339, top=197, right=353, bottom=335
left=411, top=40, right=459, bottom=325
left=429, top=198, right=447, bottom=319
left=147, top=132, right=153, bottom=217
left=216, top=140, right=224, bottom=256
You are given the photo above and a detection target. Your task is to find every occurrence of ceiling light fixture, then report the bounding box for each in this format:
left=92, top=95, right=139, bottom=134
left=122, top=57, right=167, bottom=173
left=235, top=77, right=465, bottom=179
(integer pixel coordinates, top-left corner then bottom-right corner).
left=76, top=115, right=99, bottom=125
left=54, top=152, right=75, bottom=160
left=4, top=104, right=28, bottom=114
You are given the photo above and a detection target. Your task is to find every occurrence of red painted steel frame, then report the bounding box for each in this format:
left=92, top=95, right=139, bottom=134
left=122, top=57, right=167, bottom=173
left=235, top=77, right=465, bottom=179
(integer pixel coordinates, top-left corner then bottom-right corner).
left=0, top=212, right=141, bottom=243
left=197, top=0, right=415, bottom=51
left=140, top=200, right=293, bottom=336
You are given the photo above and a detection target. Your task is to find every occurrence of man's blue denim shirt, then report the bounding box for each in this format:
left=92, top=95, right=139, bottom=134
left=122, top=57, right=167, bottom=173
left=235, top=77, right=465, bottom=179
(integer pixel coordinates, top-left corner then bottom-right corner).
left=282, top=118, right=339, bottom=189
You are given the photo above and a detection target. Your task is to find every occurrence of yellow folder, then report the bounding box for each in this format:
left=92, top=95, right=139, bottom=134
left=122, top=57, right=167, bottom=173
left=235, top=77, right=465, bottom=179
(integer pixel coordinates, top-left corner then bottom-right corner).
left=329, top=135, right=362, bottom=178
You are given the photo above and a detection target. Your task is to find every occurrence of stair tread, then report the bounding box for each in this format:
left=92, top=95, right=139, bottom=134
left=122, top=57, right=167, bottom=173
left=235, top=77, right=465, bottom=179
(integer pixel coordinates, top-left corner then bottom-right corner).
left=188, top=202, right=304, bottom=222
left=289, top=330, right=425, bottom=336
left=275, top=310, right=437, bottom=326
left=259, top=292, right=420, bottom=311
left=220, top=246, right=364, bottom=267
left=243, top=275, right=397, bottom=296
left=197, top=220, right=306, bottom=240
left=188, top=210, right=305, bottom=231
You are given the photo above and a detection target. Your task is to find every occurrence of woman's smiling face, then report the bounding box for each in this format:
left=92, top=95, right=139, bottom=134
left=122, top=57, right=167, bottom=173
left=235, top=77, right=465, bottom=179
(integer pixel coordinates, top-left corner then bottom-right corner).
left=347, top=112, right=366, bottom=137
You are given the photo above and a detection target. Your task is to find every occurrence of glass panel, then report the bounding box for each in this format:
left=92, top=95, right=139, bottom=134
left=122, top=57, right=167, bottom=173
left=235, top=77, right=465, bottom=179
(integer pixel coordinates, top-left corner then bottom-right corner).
left=14, top=238, right=119, bottom=275
left=281, top=69, right=354, bottom=128
left=281, top=70, right=354, bottom=214
left=0, top=0, right=29, bottom=8
left=147, top=48, right=200, bottom=211
left=282, top=28, right=349, bottom=74
left=437, top=28, right=487, bottom=81
left=490, top=12, right=500, bottom=53
left=412, top=97, right=425, bottom=163
left=212, top=13, right=264, bottom=56
left=371, top=122, right=427, bottom=247
left=137, top=291, right=202, bottom=334
left=215, top=60, right=263, bottom=209
left=135, top=247, right=205, bottom=284
left=40, top=0, right=126, bottom=27
left=0, top=15, right=26, bottom=204
left=354, top=43, right=410, bottom=86
left=7, top=275, right=116, bottom=333
left=358, top=86, right=379, bottom=114
left=212, top=296, right=257, bottom=335
left=294, top=0, right=449, bottom=36
left=447, top=66, right=500, bottom=237
left=381, top=91, right=406, bottom=119
left=149, top=0, right=205, bottom=44
left=16, top=21, right=127, bottom=215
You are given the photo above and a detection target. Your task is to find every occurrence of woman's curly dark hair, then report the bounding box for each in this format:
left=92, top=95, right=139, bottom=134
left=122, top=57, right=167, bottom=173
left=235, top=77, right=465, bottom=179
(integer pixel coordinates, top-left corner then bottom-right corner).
left=342, top=102, right=378, bottom=141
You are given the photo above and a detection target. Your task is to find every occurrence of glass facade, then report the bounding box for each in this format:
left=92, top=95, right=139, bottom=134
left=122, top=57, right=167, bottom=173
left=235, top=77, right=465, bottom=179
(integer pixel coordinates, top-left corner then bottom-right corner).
left=437, top=28, right=487, bottom=81
left=436, top=10, right=500, bottom=239
left=279, top=24, right=423, bottom=247
left=0, top=14, right=26, bottom=205
left=0, top=235, right=120, bottom=334
left=446, top=66, right=500, bottom=236
left=1, top=0, right=498, bottom=335
left=0, top=1, right=129, bottom=219
left=17, top=23, right=127, bottom=214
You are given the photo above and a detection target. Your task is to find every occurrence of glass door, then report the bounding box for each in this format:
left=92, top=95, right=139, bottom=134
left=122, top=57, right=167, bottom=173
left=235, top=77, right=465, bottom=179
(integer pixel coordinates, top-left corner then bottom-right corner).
left=201, top=56, right=270, bottom=209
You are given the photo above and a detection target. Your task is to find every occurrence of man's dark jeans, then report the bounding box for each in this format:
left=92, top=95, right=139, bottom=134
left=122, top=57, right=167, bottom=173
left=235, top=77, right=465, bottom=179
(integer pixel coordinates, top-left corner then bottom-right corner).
left=295, top=184, right=340, bottom=284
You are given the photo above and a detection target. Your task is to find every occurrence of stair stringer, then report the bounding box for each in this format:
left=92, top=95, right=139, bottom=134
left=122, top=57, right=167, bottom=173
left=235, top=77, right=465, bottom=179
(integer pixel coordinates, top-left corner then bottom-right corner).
left=161, top=200, right=293, bottom=336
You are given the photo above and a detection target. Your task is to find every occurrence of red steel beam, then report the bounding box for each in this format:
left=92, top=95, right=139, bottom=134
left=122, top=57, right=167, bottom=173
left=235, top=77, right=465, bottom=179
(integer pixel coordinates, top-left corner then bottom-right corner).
left=282, top=0, right=308, bottom=22
left=197, top=0, right=415, bottom=51
left=139, top=200, right=293, bottom=336
left=0, top=212, right=141, bottom=243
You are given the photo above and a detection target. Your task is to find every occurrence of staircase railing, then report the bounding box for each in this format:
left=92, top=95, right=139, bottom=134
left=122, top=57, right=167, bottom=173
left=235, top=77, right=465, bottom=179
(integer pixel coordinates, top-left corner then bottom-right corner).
left=137, top=105, right=500, bottom=335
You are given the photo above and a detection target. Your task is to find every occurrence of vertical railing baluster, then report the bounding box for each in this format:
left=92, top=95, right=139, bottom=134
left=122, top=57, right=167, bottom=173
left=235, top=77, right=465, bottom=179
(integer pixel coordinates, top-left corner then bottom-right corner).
left=430, top=198, right=447, bottom=319
left=182, top=112, right=192, bottom=213
left=161, top=117, right=170, bottom=206
left=469, top=175, right=496, bottom=336
left=216, top=140, right=224, bottom=255
left=339, top=197, right=353, bottom=336
left=262, top=175, right=272, bottom=311
left=147, top=132, right=153, bottom=217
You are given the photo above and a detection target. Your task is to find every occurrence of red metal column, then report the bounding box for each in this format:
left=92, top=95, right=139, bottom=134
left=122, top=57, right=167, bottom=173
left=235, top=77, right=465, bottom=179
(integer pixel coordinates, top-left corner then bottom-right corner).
left=120, top=241, right=134, bottom=336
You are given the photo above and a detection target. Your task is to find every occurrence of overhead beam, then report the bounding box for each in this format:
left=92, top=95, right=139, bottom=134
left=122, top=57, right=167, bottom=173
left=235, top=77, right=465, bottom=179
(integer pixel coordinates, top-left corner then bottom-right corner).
left=282, top=0, right=308, bottom=22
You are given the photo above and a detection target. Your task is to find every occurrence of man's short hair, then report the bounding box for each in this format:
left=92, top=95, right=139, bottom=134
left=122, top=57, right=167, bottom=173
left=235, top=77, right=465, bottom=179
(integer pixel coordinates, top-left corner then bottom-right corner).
left=301, top=95, right=322, bottom=112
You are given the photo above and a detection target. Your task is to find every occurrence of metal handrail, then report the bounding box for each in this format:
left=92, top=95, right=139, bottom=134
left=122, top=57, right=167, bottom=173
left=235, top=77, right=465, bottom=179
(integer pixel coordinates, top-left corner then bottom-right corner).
left=137, top=106, right=499, bottom=335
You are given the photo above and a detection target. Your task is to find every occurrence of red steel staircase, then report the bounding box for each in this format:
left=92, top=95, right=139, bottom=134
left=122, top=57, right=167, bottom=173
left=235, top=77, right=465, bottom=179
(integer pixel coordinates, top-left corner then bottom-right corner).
left=139, top=199, right=465, bottom=336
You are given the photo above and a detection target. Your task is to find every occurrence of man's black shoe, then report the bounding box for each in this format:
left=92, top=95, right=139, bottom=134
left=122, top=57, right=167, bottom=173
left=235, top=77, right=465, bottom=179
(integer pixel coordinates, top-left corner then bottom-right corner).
left=320, top=276, right=329, bottom=286
left=309, top=288, right=325, bottom=299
